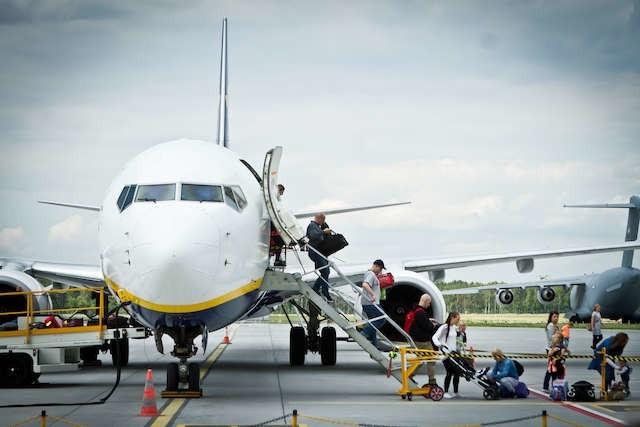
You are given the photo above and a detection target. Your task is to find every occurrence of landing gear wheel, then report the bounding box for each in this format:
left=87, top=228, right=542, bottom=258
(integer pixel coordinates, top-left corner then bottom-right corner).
left=110, top=338, right=130, bottom=366
left=567, top=388, right=576, bottom=400
left=429, top=385, right=444, bottom=401
left=320, top=326, right=337, bottom=366
left=166, top=362, right=179, bottom=391
left=187, top=362, right=200, bottom=391
left=289, top=326, right=306, bottom=366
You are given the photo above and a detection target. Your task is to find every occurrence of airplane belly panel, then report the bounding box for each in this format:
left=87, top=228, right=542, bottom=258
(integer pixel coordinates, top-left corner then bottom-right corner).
left=126, top=287, right=261, bottom=331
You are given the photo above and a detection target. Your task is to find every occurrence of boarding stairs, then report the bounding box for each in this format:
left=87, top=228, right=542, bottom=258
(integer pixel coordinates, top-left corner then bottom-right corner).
left=261, top=147, right=419, bottom=387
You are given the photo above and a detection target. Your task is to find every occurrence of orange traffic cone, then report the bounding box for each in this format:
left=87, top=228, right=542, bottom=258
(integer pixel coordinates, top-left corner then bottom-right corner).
left=222, top=327, right=231, bottom=344
left=139, top=369, right=159, bottom=417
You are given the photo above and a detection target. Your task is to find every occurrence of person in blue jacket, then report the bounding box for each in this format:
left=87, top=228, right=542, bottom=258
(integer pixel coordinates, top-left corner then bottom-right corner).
left=588, top=332, right=629, bottom=391
left=487, top=348, right=520, bottom=394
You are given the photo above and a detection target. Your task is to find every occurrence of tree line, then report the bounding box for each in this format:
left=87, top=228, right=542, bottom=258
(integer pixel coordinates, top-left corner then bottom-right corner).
left=440, top=280, right=570, bottom=314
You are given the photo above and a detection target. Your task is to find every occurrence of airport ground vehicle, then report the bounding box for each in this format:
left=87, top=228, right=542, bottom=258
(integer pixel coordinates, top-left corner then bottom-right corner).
left=0, top=287, right=147, bottom=387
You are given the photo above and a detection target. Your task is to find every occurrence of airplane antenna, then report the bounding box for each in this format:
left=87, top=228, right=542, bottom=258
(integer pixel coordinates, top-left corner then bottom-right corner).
left=216, top=18, right=229, bottom=148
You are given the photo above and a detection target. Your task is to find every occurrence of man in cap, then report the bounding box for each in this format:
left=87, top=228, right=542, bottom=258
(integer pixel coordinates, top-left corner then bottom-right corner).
left=361, top=259, right=388, bottom=348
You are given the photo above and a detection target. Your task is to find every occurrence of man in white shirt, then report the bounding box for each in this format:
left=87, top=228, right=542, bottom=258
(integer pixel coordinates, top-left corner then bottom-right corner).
left=360, top=259, right=386, bottom=348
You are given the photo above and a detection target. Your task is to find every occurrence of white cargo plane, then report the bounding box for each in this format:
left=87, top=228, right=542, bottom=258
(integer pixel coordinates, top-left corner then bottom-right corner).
left=1, top=19, right=639, bottom=391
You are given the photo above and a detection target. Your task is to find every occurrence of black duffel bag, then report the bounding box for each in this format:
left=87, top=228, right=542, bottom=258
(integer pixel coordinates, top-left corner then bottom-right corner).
left=317, top=233, right=349, bottom=256
left=568, top=380, right=596, bottom=402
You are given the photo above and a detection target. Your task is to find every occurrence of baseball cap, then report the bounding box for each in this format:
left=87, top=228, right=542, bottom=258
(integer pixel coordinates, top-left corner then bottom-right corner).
left=373, top=259, right=386, bottom=270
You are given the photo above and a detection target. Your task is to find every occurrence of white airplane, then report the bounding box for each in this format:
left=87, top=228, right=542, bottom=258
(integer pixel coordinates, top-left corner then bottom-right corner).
left=1, top=19, right=639, bottom=392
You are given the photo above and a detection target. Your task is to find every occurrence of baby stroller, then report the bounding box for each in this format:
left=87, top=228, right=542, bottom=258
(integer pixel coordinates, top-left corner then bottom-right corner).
left=446, top=352, right=501, bottom=400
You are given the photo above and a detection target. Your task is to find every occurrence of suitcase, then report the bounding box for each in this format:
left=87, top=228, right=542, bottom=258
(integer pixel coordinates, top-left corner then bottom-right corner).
left=317, top=233, right=348, bottom=256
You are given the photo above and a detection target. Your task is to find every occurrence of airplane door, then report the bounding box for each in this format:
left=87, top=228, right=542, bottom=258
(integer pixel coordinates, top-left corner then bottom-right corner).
left=262, top=147, right=306, bottom=246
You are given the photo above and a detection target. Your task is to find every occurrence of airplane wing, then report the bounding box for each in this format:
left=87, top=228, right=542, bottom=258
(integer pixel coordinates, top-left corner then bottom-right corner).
left=293, top=201, right=410, bottom=218
left=440, top=275, right=592, bottom=295
left=0, top=258, right=104, bottom=287
left=401, top=242, right=640, bottom=281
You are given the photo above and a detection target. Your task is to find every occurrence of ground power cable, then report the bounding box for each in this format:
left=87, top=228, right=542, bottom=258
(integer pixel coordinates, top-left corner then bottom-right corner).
left=0, top=302, right=129, bottom=409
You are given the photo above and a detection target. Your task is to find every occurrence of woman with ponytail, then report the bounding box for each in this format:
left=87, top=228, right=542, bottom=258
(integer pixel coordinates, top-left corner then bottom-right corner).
left=432, top=311, right=461, bottom=399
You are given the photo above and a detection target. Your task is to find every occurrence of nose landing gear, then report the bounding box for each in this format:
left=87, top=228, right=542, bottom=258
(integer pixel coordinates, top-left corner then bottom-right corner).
left=160, top=325, right=204, bottom=398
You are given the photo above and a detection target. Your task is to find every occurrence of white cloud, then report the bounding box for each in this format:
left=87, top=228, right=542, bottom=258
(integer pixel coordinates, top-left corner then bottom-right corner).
left=48, top=215, right=84, bottom=242
left=0, top=226, right=27, bottom=253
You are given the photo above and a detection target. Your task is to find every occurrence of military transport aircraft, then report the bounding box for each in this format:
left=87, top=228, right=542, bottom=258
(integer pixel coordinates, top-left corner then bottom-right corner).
left=436, top=196, right=640, bottom=322
left=1, top=19, right=639, bottom=392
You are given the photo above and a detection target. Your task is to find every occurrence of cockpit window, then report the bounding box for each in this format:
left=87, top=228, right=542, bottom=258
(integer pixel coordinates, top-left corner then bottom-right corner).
left=135, top=184, right=175, bottom=202
left=223, top=186, right=239, bottom=211
left=223, top=186, right=247, bottom=212
left=117, top=185, right=137, bottom=212
left=230, top=186, right=247, bottom=210
left=181, top=184, right=223, bottom=202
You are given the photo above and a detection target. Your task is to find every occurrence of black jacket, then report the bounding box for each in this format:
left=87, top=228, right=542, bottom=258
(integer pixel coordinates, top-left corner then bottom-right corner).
left=409, top=306, right=435, bottom=342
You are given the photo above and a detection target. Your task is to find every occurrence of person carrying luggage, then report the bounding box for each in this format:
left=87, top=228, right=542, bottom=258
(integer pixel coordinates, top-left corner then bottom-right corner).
left=407, top=294, right=438, bottom=386
left=360, top=259, right=388, bottom=349
left=306, top=213, right=333, bottom=302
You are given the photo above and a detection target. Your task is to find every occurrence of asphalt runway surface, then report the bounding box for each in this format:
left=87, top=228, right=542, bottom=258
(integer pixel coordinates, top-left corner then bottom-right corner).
left=0, top=323, right=638, bottom=427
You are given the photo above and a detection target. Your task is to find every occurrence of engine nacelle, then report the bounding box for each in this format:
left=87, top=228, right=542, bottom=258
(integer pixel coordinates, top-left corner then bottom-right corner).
left=537, top=287, right=556, bottom=305
left=380, top=270, right=447, bottom=341
left=495, top=289, right=514, bottom=306
left=0, top=270, right=52, bottom=321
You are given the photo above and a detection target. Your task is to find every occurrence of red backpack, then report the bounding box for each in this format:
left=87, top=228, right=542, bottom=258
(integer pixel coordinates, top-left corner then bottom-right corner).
left=403, top=306, right=423, bottom=333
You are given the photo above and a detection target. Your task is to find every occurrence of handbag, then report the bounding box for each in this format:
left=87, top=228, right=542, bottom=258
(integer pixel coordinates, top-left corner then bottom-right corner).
left=317, top=233, right=349, bottom=256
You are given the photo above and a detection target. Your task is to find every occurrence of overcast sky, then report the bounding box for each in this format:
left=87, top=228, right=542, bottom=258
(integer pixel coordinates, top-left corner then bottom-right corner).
left=1, top=1, right=639, bottom=284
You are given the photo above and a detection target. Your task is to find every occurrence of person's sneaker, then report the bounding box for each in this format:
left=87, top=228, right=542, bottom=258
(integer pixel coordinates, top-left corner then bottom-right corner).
left=443, top=392, right=454, bottom=399
left=454, top=392, right=463, bottom=398
left=542, top=388, right=549, bottom=393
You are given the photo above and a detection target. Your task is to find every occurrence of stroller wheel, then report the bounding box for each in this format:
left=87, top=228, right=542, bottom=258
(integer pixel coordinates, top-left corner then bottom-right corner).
left=429, top=385, right=444, bottom=401
left=483, top=387, right=499, bottom=400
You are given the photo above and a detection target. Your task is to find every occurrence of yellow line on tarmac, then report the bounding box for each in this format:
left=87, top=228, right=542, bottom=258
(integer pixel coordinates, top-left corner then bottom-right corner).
left=150, top=328, right=237, bottom=427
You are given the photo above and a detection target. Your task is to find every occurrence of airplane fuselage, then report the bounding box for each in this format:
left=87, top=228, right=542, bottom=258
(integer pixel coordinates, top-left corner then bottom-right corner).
left=571, top=266, right=640, bottom=321
left=98, top=140, right=270, bottom=331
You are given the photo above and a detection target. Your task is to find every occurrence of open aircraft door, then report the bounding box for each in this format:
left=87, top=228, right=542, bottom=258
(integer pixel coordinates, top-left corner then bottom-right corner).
left=262, top=147, right=307, bottom=247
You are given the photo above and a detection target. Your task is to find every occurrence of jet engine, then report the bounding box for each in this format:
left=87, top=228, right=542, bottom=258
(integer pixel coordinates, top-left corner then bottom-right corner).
left=380, top=270, right=446, bottom=341
left=495, top=289, right=514, bottom=306
left=536, top=287, right=556, bottom=305
left=0, top=270, right=52, bottom=322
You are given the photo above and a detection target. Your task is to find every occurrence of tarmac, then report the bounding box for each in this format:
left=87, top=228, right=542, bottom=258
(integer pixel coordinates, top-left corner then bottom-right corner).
left=0, top=323, right=639, bottom=427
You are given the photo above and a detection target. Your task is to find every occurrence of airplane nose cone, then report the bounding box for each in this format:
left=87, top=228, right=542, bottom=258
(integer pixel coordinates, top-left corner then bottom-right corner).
left=129, top=206, right=220, bottom=305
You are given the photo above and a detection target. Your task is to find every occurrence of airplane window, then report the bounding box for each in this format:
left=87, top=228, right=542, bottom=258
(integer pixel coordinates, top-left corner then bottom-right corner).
left=230, top=186, right=247, bottom=210
left=181, top=184, right=223, bottom=202
left=223, top=186, right=239, bottom=212
left=116, top=185, right=137, bottom=212
left=117, top=186, right=129, bottom=210
left=135, top=184, right=175, bottom=203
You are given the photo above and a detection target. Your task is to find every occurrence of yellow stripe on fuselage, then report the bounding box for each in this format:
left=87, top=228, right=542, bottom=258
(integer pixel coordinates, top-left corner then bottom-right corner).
left=104, top=276, right=263, bottom=313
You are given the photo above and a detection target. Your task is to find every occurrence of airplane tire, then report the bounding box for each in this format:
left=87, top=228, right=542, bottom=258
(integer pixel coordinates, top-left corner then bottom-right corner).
left=289, top=326, right=306, bottom=366
left=320, top=326, right=337, bottom=366
left=167, top=362, right=179, bottom=391
left=188, top=362, right=200, bottom=391
left=110, top=338, right=130, bottom=366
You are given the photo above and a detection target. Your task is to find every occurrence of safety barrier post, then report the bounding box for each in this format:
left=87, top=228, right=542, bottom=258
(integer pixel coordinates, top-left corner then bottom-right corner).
left=292, top=409, right=298, bottom=427
left=600, top=347, right=608, bottom=400
left=41, top=410, right=46, bottom=427
left=541, top=410, right=547, bottom=427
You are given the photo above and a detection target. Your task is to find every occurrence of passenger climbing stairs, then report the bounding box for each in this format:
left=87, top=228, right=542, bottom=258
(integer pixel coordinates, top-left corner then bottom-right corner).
left=261, top=147, right=420, bottom=388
